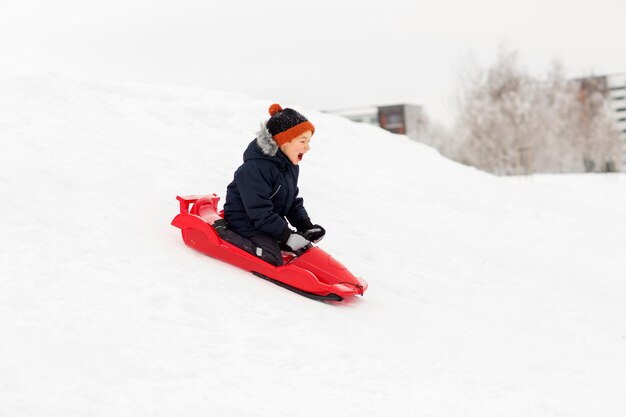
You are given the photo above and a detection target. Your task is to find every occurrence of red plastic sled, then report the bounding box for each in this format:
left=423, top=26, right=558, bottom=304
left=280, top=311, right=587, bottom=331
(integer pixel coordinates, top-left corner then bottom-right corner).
left=171, top=194, right=367, bottom=301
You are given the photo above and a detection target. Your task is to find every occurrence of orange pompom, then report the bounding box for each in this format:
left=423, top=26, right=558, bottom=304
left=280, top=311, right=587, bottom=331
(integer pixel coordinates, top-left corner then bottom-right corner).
left=268, top=103, right=283, bottom=116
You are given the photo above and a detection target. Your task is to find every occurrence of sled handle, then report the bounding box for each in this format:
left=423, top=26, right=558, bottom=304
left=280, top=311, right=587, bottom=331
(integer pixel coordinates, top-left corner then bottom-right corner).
left=176, top=194, right=219, bottom=214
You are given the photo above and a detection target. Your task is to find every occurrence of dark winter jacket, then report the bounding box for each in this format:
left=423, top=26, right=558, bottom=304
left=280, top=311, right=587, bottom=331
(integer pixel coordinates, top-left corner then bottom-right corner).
left=224, top=124, right=313, bottom=242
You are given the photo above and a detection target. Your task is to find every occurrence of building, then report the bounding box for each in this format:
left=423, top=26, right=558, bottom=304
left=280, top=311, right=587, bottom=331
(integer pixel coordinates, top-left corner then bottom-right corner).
left=324, top=104, right=425, bottom=141
left=377, top=104, right=425, bottom=139
left=606, top=74, right=626, bottom=165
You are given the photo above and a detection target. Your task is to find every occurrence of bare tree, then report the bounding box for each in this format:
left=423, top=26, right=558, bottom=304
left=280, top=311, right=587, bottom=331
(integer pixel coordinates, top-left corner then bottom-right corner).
left=453, top=48, right=537, bottom=174
left=448, top=48, right=622, bottom=174
left=571, top=76, right=622, bottom=172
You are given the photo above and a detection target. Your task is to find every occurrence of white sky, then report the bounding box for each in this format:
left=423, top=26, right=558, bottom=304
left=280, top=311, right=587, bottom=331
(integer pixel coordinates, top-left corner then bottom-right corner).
left=1, top=0, right=624, bottom=124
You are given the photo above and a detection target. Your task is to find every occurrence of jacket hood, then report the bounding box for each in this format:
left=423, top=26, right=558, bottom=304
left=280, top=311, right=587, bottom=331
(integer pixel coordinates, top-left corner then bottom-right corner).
left=242, top=124, right=290, bottom=168
left=255, top=123, right=279, bottom=156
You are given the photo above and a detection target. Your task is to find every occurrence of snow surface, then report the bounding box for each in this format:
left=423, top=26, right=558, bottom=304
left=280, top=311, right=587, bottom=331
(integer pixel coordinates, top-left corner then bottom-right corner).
left=1, top=73, right=626, bottom=416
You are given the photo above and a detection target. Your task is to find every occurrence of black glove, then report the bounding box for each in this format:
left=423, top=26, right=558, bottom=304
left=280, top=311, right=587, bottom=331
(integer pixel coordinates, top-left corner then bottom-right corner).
left=284, top=232, right=311, bottom=252
left=303, top=224, right=326, bottom=243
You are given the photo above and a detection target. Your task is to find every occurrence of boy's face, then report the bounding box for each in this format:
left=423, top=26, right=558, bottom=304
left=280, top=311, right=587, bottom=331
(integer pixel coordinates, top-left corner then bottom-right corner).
left=280, top=131, right=312, bottom=165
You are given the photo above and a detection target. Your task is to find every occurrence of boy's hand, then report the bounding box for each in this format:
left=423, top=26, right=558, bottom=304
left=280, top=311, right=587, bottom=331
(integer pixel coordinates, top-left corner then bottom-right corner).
left=303, top=224, right=325, bottom=243
left=285, top=232, right=311, bottom=252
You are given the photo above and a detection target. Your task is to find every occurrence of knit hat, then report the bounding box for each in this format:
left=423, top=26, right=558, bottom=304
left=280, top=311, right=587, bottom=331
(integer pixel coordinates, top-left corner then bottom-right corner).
left=265, top=103, right=315, bottom=146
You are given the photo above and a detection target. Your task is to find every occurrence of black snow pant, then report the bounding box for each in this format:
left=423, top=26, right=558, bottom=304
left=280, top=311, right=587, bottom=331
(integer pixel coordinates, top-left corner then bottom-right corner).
left=212, top=219, right=284, bottom=266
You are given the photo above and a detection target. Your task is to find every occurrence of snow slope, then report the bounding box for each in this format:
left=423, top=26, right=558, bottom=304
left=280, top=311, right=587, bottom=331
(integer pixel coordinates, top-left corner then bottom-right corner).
left=1, top=73, right=626, bottom=416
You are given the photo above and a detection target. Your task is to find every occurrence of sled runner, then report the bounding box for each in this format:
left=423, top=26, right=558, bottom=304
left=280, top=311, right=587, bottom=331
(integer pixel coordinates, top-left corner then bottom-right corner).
left=171, top=194, right=367, bottom=301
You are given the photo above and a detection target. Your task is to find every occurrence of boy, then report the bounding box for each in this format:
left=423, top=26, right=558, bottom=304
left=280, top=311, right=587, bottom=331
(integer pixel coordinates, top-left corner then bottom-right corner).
left=217, top=104, right=325, bottom=266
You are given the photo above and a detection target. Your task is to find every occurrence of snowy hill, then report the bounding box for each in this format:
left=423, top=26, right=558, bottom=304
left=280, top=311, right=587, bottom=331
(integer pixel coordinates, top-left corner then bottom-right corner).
left=1, top=73, right=626, bottom=416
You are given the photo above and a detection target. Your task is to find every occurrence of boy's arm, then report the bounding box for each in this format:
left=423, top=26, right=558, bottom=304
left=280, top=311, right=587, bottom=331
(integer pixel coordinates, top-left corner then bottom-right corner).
left=286, top=187, right=313, bottom=232
left=287, top=192, right=325, bottom=243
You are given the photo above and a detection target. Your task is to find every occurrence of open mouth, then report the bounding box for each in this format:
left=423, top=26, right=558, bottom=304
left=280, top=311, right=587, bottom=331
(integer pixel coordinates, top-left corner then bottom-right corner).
left=297, top=153, right=303, bottom=161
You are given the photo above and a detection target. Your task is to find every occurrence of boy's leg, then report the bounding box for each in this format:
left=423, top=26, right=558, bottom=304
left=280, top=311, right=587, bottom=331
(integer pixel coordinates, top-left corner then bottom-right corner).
left=249, top=235, right=284, bottom=266
left=213, top=220, right=283, bottom=266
